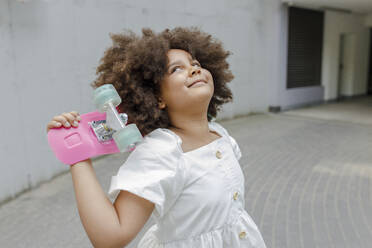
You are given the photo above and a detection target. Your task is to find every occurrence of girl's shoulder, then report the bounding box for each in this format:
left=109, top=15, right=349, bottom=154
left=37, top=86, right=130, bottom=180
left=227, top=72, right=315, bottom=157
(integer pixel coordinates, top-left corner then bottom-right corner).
left=136, top=127, right=183, bottom=156
left=122, top=128, right=184, bottom=173
left=208, top=121, right=229, bottom=137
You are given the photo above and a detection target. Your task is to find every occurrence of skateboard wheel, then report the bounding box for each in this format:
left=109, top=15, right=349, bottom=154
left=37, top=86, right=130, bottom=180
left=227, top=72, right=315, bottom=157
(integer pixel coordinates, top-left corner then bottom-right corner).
left=113, top=124, right=143, bottom=152
left=93, top=84, right=121, bottom=112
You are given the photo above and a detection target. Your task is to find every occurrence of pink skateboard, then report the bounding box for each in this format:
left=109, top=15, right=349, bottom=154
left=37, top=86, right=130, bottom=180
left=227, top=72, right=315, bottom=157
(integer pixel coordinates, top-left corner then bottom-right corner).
left=47, top=84, right=143, bottom=165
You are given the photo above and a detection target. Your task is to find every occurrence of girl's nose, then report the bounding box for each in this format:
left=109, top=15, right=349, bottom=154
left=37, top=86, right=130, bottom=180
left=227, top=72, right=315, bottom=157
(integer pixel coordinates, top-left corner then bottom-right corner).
left=189, top=66, right=201, bottom=77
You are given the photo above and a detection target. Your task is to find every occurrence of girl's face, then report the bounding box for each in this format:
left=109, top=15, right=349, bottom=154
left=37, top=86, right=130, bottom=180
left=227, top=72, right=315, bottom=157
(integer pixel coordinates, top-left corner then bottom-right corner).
left=159, top=49, right=214, bottom=114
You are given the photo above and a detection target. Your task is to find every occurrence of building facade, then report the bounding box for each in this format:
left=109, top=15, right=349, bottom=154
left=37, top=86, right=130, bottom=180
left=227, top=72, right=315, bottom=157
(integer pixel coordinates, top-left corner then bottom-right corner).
left=0, top=0, right=371, bottom=203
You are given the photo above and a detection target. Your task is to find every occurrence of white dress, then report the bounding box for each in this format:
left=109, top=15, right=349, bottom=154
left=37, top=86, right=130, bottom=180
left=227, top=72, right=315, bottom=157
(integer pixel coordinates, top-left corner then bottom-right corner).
left=108, top=121, right=267, bottom=248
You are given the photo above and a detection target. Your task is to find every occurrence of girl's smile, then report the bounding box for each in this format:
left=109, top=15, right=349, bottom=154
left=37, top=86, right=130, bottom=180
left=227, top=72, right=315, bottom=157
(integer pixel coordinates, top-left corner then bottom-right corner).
left=188, top=79, right=208, bottom=88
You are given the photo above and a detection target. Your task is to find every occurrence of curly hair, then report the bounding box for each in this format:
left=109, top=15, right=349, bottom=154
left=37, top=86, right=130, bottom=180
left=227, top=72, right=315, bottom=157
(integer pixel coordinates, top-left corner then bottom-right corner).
left=91, top=27, right=234, bottom=136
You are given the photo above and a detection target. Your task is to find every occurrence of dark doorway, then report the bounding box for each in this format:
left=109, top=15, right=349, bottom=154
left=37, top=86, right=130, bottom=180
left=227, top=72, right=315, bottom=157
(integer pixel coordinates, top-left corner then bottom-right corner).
left=368, top=28, right=372, bottom=95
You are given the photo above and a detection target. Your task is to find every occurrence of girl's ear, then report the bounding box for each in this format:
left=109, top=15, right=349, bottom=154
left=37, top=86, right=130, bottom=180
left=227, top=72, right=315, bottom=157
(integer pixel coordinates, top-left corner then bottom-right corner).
left=158, top=98, right=166, bottom=109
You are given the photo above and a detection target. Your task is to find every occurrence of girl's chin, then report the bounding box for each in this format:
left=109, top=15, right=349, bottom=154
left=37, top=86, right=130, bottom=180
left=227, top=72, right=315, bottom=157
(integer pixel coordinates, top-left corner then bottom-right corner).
left=189, top=90, right=214, bottom=102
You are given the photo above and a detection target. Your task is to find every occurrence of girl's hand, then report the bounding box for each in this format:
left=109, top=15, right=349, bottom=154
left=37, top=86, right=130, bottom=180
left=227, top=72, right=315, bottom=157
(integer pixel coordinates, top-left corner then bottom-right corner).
left=46, top=111, right=81, bottom=133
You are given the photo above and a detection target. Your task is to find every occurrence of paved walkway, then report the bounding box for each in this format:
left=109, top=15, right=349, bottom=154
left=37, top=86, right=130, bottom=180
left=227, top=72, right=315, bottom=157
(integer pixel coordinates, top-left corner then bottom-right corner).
left=0, top=96, right=371, bottom=248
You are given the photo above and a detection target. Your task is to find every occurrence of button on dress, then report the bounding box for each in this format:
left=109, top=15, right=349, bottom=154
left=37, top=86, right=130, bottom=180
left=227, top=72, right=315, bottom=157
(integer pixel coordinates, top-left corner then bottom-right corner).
left=108, top=121, right=267, bottom=247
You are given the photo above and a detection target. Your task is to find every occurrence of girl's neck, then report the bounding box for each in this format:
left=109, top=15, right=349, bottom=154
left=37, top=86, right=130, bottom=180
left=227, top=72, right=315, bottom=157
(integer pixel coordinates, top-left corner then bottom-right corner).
left=168, top=116, right=211, bottom=140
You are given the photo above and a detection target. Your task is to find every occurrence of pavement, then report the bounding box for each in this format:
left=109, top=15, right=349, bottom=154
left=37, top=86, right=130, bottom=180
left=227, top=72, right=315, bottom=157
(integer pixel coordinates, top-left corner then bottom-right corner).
left=0, top=96, right=371, bottom=248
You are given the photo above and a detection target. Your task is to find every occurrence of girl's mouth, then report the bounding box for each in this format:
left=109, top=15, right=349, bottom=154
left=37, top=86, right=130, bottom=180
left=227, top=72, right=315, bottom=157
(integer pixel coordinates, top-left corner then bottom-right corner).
left=188, top=80, right=207, bottom=88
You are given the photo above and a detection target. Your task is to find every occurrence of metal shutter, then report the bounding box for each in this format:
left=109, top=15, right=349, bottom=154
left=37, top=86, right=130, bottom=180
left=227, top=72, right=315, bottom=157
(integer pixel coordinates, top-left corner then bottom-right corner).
left=287, top=7, right=324, bottom=89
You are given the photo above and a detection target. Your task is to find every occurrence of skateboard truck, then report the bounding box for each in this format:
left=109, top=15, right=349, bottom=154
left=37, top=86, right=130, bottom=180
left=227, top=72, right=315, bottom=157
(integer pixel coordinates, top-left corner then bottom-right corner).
left=89, top=113, right=128, bottom=142
left=93, top=84, right=142, bottom=152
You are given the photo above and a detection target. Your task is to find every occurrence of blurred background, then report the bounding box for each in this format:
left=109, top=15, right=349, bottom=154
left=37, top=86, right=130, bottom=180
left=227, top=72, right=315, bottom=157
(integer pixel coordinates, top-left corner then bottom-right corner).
left=1, top=0, right=372, bottom=247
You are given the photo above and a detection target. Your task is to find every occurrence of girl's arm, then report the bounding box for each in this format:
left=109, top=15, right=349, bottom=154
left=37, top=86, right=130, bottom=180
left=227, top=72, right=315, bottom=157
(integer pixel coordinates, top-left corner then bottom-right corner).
left=71, top=159, right=155, bottom=247
left=48, top=112, right=155, bottom=247
left=70, top=159, right=123, bottom=247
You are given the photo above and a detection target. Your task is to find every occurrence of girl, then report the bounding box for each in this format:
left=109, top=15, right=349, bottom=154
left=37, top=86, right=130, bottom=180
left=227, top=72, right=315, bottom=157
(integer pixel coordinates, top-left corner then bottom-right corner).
left=46, top=27, right=266, bottom=248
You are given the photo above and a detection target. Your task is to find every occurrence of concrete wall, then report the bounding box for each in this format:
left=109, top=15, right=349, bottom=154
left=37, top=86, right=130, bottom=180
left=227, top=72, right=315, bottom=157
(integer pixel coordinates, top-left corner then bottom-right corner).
left=322, top=11, right=370, bottom=100
left=0, top=0, right=284, bottom=203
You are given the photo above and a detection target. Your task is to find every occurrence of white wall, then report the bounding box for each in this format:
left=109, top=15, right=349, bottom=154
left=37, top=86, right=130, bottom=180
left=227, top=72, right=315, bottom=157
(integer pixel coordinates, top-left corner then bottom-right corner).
left=322, top=11, right=370, bottom=100
left=0, top=0, right=284, bottom=203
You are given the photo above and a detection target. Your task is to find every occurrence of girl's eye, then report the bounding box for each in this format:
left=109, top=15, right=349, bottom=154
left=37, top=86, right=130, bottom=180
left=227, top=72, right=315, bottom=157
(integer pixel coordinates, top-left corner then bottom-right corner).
left=170, top=62, right=201, bottom=73
left=171, top=66, right=182, bottom=73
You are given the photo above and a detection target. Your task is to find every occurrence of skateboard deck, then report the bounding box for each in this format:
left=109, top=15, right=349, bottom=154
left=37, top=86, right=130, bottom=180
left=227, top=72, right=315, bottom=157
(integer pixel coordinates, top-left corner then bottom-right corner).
left=47, top=111, right=120, bottom=165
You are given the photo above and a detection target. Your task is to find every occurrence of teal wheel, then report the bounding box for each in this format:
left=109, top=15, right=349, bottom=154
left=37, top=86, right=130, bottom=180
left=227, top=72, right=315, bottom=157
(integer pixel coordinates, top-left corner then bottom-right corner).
left=93, top=84, right=121, bottom=112
left=113, top=124, right=143, bottom=152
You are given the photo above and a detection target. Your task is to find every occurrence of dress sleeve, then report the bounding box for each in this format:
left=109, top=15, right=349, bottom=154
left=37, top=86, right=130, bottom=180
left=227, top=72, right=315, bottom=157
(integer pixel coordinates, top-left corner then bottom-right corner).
left=211, top=121, right=242, bottom=161
left=108, top=143, right=185, bottom=219
left=228, top=135, right=242, bottom=161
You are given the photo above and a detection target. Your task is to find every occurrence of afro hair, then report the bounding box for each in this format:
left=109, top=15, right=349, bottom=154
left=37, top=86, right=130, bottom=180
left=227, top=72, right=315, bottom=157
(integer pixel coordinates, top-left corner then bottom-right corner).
left=91, top=26, right=234, bottom=136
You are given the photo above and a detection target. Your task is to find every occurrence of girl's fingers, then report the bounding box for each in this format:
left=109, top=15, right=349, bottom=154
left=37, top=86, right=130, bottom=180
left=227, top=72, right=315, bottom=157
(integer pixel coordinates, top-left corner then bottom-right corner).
left=52, top=115, right=70, bottom=127
left=61, top=112, right=75, bottom=122
left=46, top=120, right=62, bottom=132
left=52, top=115, right=66, bottom=123
left=49, top=111, right=80, bottom=130
left=70, top=111, right=81, bottom=121
left=61, top=112, right=79, bottom=127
